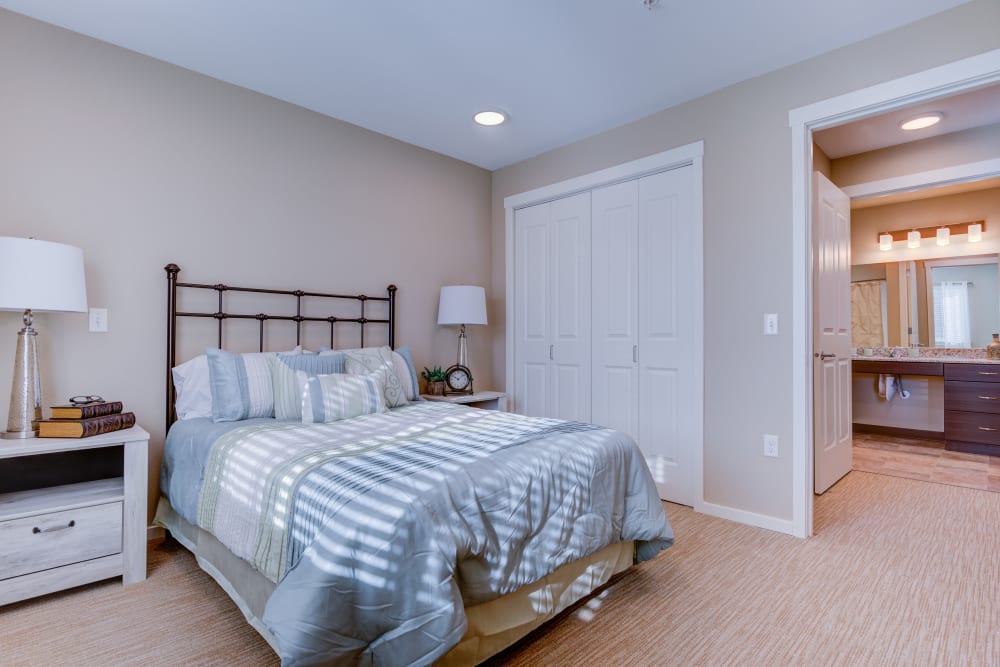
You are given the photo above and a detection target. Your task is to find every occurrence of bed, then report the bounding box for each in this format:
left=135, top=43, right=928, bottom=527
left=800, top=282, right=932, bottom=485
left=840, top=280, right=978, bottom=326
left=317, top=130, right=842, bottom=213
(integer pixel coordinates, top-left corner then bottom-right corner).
left=154, top=264, right=674, bottom=666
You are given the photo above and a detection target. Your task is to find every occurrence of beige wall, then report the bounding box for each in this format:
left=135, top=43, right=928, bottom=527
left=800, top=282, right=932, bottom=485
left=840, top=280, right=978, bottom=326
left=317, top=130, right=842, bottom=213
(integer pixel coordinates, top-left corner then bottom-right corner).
left=832, top=122, right=1000, bottom=187
left=0, top=11, right=493, bottom=519
left=492, top=1, right=1000, bottom=521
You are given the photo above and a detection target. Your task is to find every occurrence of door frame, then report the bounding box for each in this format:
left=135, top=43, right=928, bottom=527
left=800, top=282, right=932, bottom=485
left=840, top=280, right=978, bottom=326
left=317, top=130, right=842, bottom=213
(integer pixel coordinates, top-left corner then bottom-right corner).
left=789, top=48, right=1000, bottom=538
left=503, top=140, right=705, bottom=510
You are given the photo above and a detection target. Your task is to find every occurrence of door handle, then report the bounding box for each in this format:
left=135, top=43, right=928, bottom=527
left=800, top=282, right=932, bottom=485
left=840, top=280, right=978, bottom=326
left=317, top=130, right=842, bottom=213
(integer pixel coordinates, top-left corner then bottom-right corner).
left=814, top=352, right=836, bottom=360
left=633, top=345, right=638, bottom=363
left=549, top=344, right=554, bottom=361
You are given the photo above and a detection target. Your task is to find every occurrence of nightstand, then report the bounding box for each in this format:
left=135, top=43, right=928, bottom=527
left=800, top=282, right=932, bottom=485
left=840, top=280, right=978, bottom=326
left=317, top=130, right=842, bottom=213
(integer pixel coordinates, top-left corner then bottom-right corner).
left=422, top=390, right=507, bottom=411
left=0, top=426, right=149, bottom=605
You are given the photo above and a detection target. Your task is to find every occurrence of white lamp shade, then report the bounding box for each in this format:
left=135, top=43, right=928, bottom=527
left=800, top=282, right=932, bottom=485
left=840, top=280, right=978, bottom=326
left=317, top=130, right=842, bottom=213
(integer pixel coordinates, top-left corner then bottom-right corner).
left=438, top=285, right=487, bottom=326
left=0, top=237, right=87, bottom=313
left=879, top=234, right=893, bottom=251
left=907, top=230, right=921, bottom=249
left=936, top=227, right=950, bottom=246
left=968, top=223, right=983, bottom=242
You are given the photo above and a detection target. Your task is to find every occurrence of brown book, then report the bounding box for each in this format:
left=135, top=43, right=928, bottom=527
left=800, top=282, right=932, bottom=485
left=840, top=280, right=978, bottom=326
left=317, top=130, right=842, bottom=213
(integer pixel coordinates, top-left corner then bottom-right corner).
left=38, top=412, right=136, bottom=438
left=49, top=401, right=123, bottom=420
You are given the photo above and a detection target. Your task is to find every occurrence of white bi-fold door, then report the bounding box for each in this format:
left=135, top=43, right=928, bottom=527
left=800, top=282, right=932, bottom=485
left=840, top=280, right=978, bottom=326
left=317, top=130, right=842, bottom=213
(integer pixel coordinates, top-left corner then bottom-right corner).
left=591, top=166, right=696, bottom=505
left=513, top=191, right=592, bottom=422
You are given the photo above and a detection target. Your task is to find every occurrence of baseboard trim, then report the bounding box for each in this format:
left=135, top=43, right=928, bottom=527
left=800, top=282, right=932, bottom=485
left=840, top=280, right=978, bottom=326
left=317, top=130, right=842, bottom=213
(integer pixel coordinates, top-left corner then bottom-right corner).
left=853, top=423, right=944, bottom=440
left=697, top=501, right=798, bottom=537
left=147, top=526, right=165, bottom=543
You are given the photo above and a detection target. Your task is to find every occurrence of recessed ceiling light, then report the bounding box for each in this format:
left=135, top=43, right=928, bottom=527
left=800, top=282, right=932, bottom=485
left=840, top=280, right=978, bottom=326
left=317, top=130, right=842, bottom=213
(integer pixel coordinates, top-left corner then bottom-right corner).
left=900, top=112, right=942, bottom=131
left=474, top=110, right=507, bottom=126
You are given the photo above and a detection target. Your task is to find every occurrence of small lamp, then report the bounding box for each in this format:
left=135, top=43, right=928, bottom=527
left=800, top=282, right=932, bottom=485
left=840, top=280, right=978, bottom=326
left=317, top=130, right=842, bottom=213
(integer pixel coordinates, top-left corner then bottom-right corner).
left=907, top=230, right=921, bottom=249
left=0, top=238, right=88, bottom=438
left=936, top=227, right=950, bottom=246
left=878, top=234, right=893, bottom=251
left=437, top=286, right=487, bottom=369
left=968, top=223, right=983, bottom=243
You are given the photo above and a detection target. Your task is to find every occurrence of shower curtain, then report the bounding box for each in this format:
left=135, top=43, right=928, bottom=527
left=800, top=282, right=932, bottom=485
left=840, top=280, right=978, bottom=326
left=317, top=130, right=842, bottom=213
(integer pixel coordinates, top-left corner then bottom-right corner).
left=851, top=280, right=886, bottom=348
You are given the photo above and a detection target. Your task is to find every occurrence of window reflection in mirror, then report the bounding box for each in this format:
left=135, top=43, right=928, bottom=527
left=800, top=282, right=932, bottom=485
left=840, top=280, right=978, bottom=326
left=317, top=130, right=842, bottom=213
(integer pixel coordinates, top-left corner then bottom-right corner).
left=851, top=255, right=1000, bottom=349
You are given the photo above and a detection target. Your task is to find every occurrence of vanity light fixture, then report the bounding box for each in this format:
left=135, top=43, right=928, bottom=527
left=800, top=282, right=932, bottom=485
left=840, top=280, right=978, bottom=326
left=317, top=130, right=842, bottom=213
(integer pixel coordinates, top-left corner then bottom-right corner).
left=876, top=221, right=986, bottom=250
left=900, top=112, right=942, bottom=131
left=474, top=110, right=507, bottom=126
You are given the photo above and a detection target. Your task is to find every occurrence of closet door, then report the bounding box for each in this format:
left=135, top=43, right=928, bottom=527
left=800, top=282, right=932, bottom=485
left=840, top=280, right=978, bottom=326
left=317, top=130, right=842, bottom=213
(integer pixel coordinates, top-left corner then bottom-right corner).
left=591, top=180, right=639, bottom=439
left=638, top=166, right=695, bottom=505
left=548, top=193, right=592, bottom=422
left=513, top=192, right=591, bottom=421
left=513, top=201, right=552, bottom=418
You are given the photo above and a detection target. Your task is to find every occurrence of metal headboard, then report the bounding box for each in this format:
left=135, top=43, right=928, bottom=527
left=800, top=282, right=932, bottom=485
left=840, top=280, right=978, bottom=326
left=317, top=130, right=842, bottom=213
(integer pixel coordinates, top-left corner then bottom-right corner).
left=164, top=263, right=397, bottom=433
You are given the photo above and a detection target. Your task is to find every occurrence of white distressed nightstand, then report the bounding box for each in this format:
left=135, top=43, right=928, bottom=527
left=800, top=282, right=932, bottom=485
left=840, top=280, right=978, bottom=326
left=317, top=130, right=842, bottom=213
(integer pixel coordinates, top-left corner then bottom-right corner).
left=0, top=426, right=149, bottom=605
left=422, top=390, right=507, bottom=411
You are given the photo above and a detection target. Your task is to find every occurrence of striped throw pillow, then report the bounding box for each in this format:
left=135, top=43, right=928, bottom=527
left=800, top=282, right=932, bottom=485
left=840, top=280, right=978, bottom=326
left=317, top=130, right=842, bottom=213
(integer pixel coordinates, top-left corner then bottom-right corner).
left=206, top=349, right=276, bottom=422
left=300, top=369, right=388, bottom=423
left=272, top=352, right=346, bottom=420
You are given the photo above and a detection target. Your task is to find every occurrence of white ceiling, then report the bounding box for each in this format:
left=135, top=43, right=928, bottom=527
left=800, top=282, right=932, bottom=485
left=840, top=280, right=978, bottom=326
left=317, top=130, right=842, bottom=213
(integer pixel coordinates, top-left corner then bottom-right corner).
left=0, top=0, right=975, bottom=170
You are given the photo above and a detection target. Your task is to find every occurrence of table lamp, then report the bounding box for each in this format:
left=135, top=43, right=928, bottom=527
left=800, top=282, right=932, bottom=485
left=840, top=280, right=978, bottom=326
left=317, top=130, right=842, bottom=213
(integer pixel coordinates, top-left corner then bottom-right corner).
left=0, top=237, right=88, bottom=438
left=437, top=285, right=487, bottom=369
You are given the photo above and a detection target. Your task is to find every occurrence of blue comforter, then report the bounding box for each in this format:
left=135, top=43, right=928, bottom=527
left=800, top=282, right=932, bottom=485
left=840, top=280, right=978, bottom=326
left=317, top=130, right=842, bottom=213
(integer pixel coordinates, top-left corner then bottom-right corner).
left=161, top=402, right=673, bottom=666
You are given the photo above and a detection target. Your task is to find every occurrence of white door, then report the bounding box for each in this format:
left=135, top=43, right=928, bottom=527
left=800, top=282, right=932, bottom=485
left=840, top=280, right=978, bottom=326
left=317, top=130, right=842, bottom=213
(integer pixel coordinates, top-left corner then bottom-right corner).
left=813, top=171, right=852, bottom=494
left=512, top=193, right=591, bottom=420
left=513, top=201, right=552, bottom=418
left=549, top=193, right=592, bottom=422
left=638, top=167, right=696, bottom=506
left=592, top=179, right=639, bottom=439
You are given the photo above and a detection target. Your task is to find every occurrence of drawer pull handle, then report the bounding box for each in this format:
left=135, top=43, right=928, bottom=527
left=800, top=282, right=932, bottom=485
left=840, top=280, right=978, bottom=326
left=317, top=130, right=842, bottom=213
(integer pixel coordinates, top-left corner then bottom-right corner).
left=32, top=520, right=75, bottom=534
left=978, top=372, right=1000, bottom=375
left=978, top=396, right=1000, bottom=400
left=978, top=427, right=998, bottom=432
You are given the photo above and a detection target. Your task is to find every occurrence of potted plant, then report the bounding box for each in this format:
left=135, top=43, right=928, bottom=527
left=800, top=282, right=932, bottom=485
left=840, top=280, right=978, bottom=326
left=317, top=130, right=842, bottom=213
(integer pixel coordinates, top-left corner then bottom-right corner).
left=421, top=365, right=447, bottom=395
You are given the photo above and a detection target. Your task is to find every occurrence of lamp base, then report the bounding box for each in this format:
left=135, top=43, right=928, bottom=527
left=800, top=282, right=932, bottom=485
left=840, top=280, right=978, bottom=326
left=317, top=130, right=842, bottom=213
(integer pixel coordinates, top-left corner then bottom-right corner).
left=6, top=314, right=42, bottom=439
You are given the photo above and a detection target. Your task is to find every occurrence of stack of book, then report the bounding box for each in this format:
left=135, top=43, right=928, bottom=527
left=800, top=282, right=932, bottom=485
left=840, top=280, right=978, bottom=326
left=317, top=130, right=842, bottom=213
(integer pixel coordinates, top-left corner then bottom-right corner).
left=38, top=401, right=135, bottom=438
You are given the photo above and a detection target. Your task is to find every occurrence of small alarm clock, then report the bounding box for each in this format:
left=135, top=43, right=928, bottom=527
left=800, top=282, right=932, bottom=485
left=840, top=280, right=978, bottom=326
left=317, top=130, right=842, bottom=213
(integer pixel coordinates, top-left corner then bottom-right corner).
left=444, top=364, right=474, bottom=395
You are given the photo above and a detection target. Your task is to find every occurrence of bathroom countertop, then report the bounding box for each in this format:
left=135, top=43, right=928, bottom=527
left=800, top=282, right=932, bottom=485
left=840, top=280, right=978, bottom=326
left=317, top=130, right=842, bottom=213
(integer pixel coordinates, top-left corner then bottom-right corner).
left=852, top=355, right=1000, bottom=364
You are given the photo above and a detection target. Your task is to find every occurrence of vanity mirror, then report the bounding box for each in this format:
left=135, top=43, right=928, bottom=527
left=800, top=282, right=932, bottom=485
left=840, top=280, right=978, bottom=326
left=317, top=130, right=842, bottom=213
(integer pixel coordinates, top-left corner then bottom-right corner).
left=851, top=254, right=1000, bottom=349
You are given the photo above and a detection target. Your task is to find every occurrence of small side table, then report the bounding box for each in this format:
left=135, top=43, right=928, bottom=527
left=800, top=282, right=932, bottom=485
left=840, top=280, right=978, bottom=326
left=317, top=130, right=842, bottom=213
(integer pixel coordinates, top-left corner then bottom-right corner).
left=422, top=390, right=507, bottom=411
left=0, top=425, right=149, bottom=605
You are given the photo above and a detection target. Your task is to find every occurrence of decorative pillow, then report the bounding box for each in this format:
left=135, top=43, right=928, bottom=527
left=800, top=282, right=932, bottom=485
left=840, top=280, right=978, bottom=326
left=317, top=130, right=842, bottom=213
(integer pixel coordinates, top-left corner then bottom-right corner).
left=272, top=352, right=346, bottom=420
left=300, top=369, right=388, bottom=423
left=344, top=345, right=408, bottom=407
left=172, top=355, right=213, bottom=420
left=207, top=349, right=277, bottom=422
left=393, top=346, right=421, bottom=401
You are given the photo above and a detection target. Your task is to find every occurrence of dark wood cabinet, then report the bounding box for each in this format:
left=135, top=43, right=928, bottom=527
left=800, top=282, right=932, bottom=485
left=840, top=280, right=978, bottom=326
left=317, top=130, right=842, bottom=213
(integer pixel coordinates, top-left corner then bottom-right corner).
left=944, top=363, right=1000, bottom=455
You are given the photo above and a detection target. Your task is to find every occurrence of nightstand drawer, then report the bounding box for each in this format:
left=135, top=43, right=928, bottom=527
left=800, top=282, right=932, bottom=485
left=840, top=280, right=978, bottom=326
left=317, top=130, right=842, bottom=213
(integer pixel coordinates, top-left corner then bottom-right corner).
left=0, top=501, right=122, bottom=580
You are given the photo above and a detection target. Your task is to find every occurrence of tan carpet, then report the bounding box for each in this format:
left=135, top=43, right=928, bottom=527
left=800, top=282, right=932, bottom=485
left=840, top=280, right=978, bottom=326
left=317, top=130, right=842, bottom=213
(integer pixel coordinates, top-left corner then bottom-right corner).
left=3, top=471, right=1000, bottom=666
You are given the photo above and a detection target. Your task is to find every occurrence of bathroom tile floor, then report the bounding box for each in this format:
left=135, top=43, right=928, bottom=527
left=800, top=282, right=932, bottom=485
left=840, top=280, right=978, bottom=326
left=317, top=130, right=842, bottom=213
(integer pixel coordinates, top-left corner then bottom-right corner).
left=853, top=432, right=1000, bottom=493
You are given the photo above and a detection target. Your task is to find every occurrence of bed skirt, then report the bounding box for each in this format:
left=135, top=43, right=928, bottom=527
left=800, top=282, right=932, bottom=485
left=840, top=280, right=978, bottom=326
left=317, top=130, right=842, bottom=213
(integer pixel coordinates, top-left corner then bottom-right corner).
left=154, top=496, right=634, bottom=665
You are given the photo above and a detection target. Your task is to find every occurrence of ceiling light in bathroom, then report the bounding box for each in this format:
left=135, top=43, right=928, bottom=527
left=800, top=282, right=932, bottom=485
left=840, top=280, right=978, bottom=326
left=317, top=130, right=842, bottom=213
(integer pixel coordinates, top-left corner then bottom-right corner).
left=474, top=110, right=507, bottom=126
left=879, top=234, right=893, bottom=251
left=900, top=112, right=942, bottom=131
left=907, top=230, right=921, bottom=248
left=936, top=227, right=950, bottom=246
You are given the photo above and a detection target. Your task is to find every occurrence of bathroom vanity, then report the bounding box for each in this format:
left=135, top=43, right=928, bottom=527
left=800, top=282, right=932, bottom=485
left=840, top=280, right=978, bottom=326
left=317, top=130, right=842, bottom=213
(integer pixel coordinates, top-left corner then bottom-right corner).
left=852, top=356, right=1000, bottom=456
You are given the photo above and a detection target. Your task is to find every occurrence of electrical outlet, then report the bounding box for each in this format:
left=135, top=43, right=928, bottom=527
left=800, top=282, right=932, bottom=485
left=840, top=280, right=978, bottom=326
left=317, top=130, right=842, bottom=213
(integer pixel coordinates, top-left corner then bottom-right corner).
left=764, top=313, right=778, bottom=335
left=89, top=308, right=108, bottom=333
left=763, top=434, right=779, bottom=458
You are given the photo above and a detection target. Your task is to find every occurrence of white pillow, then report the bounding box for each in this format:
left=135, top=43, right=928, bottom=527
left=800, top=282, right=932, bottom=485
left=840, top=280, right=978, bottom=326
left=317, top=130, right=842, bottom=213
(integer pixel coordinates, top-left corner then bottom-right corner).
left=172, top=346, right=302, bottom=421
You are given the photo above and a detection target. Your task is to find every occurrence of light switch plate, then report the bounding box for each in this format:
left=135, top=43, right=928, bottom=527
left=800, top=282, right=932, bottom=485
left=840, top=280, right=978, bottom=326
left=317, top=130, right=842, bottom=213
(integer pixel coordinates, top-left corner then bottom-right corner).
left=764, top=313, right=778, bottom=335
left=89, top=308, right=108, bottom=333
